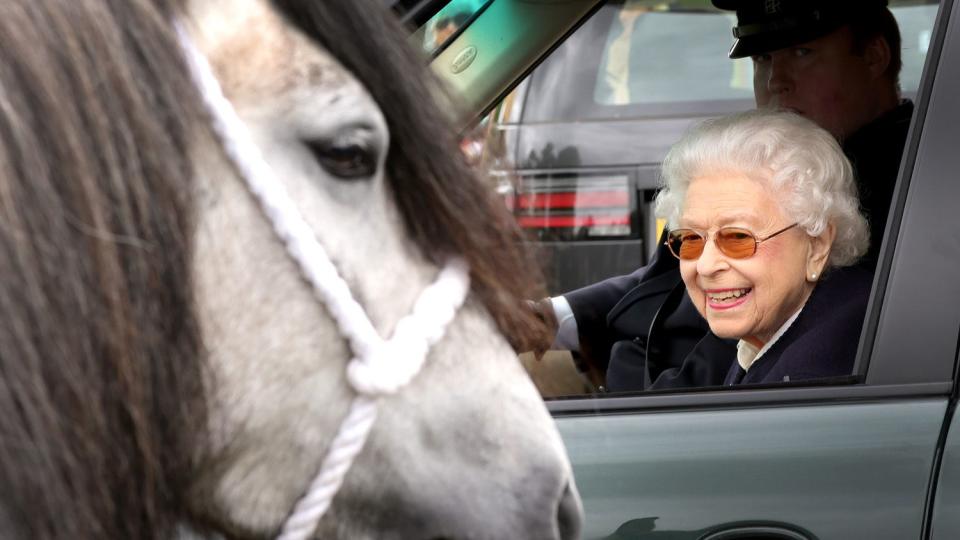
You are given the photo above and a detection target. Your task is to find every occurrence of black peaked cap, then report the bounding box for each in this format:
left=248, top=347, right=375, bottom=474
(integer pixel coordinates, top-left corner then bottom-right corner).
left=711, top=0, right=890, bottom=58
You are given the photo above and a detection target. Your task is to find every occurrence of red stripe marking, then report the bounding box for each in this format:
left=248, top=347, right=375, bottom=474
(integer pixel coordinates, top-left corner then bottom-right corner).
left=516, top=191, right=628, bottom=209
left=517, top=215, right=630, bottom=228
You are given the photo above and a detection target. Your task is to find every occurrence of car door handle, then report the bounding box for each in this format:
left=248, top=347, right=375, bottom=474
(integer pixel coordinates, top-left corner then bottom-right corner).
left=699, top=524, right=813, bottom=540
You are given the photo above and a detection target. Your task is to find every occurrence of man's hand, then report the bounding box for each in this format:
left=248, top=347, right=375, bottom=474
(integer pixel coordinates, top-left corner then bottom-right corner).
left=526, top=298, right=558, bottom=360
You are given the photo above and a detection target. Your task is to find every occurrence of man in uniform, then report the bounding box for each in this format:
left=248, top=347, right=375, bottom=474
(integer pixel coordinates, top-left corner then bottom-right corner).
left=543, top=0, right=914, bottom=392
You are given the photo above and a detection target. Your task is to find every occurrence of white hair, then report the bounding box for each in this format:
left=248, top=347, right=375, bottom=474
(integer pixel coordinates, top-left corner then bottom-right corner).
left=655, top=110, right=869, bottom=268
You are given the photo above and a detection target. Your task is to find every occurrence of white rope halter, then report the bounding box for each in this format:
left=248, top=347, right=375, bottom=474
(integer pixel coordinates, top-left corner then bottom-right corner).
left=176, top=25, right=471, bottom=540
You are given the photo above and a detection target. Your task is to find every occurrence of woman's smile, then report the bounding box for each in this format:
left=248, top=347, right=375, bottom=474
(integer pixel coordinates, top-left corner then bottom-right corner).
left=705, top=287, right=753, bottom=310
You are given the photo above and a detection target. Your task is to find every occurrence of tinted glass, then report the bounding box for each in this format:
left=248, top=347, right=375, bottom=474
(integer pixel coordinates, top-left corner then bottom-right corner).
left=593, top=10, right=753, bottom=106
left=522, top=0, right=938, bottom=123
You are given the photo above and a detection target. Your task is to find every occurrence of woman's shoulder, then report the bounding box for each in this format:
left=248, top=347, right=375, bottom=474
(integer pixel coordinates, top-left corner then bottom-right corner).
left=748, top=264, right=875, bottom=384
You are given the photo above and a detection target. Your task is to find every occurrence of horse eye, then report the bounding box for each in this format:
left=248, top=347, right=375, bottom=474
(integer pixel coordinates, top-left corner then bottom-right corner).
left=305, top=131, right=378, bottom=180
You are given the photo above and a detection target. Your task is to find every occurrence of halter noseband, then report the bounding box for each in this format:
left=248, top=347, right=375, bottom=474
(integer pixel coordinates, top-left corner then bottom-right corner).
left=176, top=25, right=470, bottom=540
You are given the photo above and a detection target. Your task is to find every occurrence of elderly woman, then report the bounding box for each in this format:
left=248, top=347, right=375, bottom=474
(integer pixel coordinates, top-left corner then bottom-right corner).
left=645, top=110, right=872, bottom=387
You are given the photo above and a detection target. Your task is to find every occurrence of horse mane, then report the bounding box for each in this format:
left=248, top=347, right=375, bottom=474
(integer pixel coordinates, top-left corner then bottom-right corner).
left=0, top=0, right=548, bottom=537
left=271, top=0, right=550, bottom=351
left=0, top=0, right=209, bottom=537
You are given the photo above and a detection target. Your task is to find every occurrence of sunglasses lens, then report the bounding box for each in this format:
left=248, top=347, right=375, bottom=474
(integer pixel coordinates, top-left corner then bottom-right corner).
left=668, top=230, right=705, bottom=260
left=717, top=228, right=757, bottom=259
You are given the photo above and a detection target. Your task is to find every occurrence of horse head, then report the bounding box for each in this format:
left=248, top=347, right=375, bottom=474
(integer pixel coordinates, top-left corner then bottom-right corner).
left=0, top=0, right=581, bottom=538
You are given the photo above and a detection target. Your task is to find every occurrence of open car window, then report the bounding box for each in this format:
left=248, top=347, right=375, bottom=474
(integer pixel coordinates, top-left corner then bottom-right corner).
left=477, top=0, right=944, bottom=400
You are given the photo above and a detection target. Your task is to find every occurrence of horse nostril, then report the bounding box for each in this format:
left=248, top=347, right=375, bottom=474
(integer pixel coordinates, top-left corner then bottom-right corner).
left=557, top=481, right=583, bottom=540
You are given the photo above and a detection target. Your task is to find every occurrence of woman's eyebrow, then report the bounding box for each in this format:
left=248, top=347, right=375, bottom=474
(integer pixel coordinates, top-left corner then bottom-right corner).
left=680, top=211, right=760, bottom=228
left=720, top=212, right=762, bottom=224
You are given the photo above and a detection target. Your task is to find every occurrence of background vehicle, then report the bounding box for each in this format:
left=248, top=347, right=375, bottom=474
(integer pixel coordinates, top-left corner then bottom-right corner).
left=412, top=0, right=960, bottom=537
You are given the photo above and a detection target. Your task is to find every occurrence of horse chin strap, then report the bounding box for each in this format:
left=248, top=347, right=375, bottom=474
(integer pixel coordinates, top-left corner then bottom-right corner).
left=176, top=25, right=470, bottom=540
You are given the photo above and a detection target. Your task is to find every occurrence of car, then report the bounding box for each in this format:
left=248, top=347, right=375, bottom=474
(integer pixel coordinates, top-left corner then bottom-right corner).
left=401, top=0, right=960, bottom=537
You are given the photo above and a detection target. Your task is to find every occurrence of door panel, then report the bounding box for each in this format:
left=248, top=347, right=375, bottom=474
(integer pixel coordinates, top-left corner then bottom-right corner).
left=557, top=399, right=946, bottom=539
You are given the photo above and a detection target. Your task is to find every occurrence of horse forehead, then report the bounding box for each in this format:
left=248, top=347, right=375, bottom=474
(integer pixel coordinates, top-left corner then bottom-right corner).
left=187, top=0, right=358, bottom=105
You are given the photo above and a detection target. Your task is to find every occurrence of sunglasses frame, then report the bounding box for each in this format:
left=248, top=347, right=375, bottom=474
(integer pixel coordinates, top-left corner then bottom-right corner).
left=665, top=222, right=799, bottom=260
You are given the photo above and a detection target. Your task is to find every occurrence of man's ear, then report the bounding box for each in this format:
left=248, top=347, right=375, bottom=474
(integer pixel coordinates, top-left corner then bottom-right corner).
left=864, top=35, right=892, bottom=80
left=807, top=223, right=836, bottom=281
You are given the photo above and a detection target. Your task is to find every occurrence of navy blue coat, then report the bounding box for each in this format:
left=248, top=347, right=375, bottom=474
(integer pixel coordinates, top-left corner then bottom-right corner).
left=601, top=262, right=736, bottom=391
left=723, top=264, right=873, bottom=386
left=604, top=264, right=873, bottom=391
left=565, top=236, right=689, bottom=375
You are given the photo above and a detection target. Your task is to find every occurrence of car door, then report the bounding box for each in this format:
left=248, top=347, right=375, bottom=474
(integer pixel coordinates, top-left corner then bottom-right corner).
left=543, top=1, right=959, bottom=538
left=908, top=1, right=960, bottom=537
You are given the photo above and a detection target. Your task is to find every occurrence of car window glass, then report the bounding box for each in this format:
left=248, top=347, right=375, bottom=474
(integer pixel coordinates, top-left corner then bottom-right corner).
left=592, top=3, right=937, bottom=108
left=594, top=9, right=751, bottom=106
left=517, top=1, right=936, bottom=124
left=897, top=3, right=940, bottom=90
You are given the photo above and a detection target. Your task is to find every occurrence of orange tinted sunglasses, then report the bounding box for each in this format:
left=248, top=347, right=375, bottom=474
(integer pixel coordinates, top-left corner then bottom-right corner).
left=666, top=223, right=798, bottom=260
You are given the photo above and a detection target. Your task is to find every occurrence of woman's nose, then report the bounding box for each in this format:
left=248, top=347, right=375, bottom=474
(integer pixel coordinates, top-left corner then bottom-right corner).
left=696, top=237, right=728, bottom=276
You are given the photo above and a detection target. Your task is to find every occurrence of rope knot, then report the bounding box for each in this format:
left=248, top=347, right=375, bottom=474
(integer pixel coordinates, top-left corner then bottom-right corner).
left=347, top=327, right=429, bottom=396
left=346, top=259, right=470, bottom=397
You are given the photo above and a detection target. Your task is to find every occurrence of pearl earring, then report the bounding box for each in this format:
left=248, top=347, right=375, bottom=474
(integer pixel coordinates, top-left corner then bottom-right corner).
left=810, top=273, right=817, bottom=280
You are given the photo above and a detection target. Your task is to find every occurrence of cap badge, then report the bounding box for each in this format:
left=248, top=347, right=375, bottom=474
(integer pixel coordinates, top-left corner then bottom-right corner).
left=764, top=0, right=782, bottom=14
